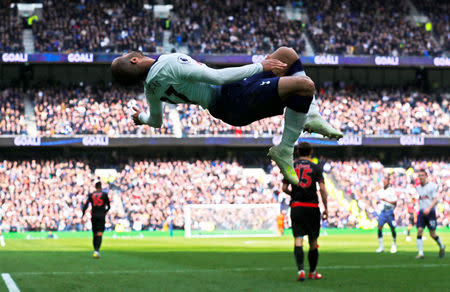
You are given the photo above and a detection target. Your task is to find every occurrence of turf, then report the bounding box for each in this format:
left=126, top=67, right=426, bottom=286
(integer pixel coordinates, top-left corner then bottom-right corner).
left=0, top=232, right=449, bottom=292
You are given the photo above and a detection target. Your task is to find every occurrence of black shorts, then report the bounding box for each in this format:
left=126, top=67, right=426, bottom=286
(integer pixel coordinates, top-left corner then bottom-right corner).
left=208, top=72, right=284, bottom=126
left=417, top=209, right=437, bottom=231
left=91, top=216, right=105, bottom=233
left=408, top=213, right=415, bottom=225
left=290, top=206, right=321, bottom=239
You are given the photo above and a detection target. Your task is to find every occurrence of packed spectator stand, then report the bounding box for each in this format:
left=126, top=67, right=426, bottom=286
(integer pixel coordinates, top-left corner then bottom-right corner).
left=0, top=157, right=448, bottom=232
left=0, top=0, right=447, bottom=56
left=2, top=85, right=446, bottom=137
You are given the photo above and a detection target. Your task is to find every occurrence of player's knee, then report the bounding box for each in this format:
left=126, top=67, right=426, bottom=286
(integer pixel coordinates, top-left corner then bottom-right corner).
left=294, top=76, right=315, bottom=97
left=277, top=46, right=298, bottom=59
left=303, top=77, right=315, bottom=96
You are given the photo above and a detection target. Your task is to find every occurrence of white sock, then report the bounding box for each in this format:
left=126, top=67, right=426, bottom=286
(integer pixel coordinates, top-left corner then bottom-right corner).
left=280, top=108, right=306, bottom=150
left=292, top=71, right=319, bottom=116
left=434, top=236, right=444, bottom=249
left=0, top=235, right=4, bottom=246
left=417, top=238, right=424, bottom=255
left=378, top=237, right=384, bottom=248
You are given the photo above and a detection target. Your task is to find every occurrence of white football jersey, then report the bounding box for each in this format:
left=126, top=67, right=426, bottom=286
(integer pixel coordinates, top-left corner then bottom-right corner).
left=139, top=53, right=263, bottom=127
left=416, top=182, right=438, bottom=210
left=378, top=187, right=397, bottom=210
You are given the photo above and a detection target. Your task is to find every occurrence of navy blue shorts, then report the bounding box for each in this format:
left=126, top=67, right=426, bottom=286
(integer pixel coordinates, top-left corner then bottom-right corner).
left=417, top=209, right=437, bottom=230
left=208, top=72, right=284, bottom=126
left=378, top=209, right=395, bottom=228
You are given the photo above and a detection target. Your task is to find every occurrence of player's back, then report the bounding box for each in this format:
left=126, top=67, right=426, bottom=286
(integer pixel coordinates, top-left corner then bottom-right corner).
left=289, top=159, right=323, bottom=203
left=88, top=191, right=109, bottom=218
left=145, top=53, right=219, bottom=109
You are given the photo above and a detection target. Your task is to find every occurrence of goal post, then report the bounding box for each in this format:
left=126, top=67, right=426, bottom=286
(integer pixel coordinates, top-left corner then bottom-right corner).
left=184, top=204, right=281, bottom=238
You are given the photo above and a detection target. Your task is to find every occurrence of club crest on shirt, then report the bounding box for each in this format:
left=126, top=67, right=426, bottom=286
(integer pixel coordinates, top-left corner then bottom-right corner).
left=177, top=55, right=191, bottom=64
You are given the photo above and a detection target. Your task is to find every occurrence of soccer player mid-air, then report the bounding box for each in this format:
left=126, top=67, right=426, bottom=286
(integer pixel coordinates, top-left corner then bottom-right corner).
left=282, top=142, right=328, bottom=281
left=415, top=169, right=445, bottom=259
left=111, top=47, right=343, bottom=185
left=82, top=181, right=111, bottom=259
left=375, top=175, right=397, bottom=253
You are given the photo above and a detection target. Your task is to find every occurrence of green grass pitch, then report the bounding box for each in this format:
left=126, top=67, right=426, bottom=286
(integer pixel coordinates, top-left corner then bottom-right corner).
left=1, top=231, right=449, bottom=292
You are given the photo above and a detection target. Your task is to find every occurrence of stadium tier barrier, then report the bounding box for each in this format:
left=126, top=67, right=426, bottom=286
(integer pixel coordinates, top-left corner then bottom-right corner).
left=3, top=135, right=450, bottom=147
left=1, top=53, right=450, bottom=67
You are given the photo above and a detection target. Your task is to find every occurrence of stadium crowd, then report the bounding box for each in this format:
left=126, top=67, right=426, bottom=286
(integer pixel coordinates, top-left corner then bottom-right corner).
left=412, top=0, right=449, bottom=53
left=328, top=159, right=449, bottom=228
left=2, top=1, right=447, bottom=56
left=169, top=0, right=306, bottom=55
left=0, top=88, right=26, bottom=135
left=0, top=86, right=446, bottom=137
left=33, top=86, right=174, bottom=136
left=0, top=158, right=280, bottom=232
left=178, top=88, right=449, bottom=136
left=0, top=157, right=448, bottom=233
left=0, top=5, right=23, bottom=52
left=304, top=0, right=443, bottom=56
left=32, top=0, right=163, bottom=53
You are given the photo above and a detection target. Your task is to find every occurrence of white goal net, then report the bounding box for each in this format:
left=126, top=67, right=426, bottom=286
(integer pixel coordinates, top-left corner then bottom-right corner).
left=184, top=204, right=280, bottom=238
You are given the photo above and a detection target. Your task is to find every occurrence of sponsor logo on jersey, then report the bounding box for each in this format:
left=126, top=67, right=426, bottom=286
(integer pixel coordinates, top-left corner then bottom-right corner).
left=260, top=81, right=271, bottom=86
left=177, top=55, right=191, bottom=64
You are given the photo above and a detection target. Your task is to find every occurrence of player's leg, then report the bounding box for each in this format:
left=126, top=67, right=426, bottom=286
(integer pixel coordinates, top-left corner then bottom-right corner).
left=294, top=236, right=306, bottom=281
left=376, top=224, right=384, bottom=253
left=376, top=213, right=385, bottom=252
left=307, top=238, right=322, bottom=280
left=387, top=212, right=397, bottom=253
left=94, top=231, right=103, bottom=251
left=291, top=207, right=306, bottom=281
left=427, top=211, right=445, bottom=258
left=91, top=217, right=103, bottom=258
left=416, top=210, right=426, bottom=258
left=268, top=47, right=343, bottom=139
left=268, top=75, right=314, bottom=185
left=0, top=230, right=5, bottom=247
left=406, top=216, right=412, bottom=242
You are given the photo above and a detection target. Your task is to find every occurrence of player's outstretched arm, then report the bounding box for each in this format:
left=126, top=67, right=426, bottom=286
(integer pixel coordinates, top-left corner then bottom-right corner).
left=181, top=55, right=286, bottom=85
left=132, top=102, right=163, bottom=128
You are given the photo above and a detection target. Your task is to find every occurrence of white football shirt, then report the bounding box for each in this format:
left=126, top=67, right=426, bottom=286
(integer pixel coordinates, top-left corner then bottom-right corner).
left=139, top=53, right=263, bottom=127
left=416, top=182, right=438, bottom=210
left=378, top=187, right=397, bottom=210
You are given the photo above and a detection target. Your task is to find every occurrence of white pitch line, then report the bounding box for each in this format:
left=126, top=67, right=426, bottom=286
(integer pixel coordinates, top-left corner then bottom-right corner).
left=9, top=263, right=450, bottom=276
left=1, top=273, right=20, bottom=292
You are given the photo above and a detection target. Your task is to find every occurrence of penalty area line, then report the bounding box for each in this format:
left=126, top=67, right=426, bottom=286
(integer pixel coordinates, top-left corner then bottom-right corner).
left=10, top=263, right=450, bottom=276
left=1, top=273, right=20, bottom=292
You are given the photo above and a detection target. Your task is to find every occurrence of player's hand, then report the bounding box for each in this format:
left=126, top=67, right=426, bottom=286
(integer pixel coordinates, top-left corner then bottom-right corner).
left=423, top=208, right=430, bottom=216
left=132, top=106, right=144, bottom=126
left=261, top=55, right=287, bottom=73
left=322, top=210, right=328, bottom=220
